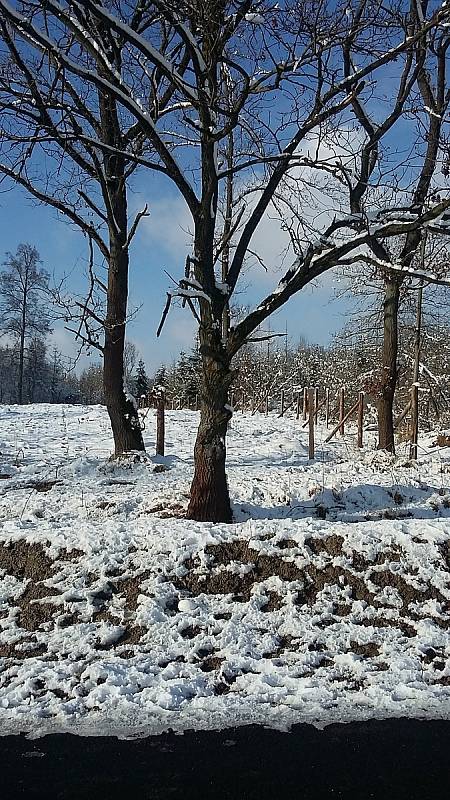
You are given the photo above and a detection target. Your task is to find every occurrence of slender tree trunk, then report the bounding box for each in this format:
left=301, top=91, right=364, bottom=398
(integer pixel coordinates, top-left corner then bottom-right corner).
left=104, top=241, right=145, bottom=456
left=98, top=77, right=145, bottom=457
left=187, top=338, right=233, bottom=523
left=18, top=326, right=25, bottom=404
left=18, top=278, right=27, bottom=404
left=378, top=274, right=401, bottom=452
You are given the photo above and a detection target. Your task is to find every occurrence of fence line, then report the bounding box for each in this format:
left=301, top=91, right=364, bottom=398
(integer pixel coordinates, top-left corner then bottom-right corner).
left=139, top=384, right=427, bottom=460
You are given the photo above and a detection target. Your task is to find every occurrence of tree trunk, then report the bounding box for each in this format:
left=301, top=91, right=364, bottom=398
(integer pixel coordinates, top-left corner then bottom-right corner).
left=378, top=274, right=401, bottom=452
left=18, top=326, right=25, bottom=404
left=98, top=80, right=145, bottom=457
left=18, top=278, right=27, bottom=404
left=103, top=242, right=145, bottom=456
left=187, top=348, right=233, bottom=523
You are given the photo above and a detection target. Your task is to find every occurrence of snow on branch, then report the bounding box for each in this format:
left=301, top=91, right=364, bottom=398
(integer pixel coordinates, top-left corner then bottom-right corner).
left=227, top=200, right=450, bottom=356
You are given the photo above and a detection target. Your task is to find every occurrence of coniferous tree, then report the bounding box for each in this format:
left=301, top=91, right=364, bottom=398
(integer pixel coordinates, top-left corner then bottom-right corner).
left=134, top=359, right=149, bottom=399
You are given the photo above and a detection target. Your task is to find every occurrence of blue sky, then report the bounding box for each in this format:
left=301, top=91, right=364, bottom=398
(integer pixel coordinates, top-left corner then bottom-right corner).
left=0, top=177, right=352, bottom=375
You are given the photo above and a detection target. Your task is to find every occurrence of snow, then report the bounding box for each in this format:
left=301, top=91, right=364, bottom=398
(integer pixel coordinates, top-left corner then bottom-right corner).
left=424, top=106, right=442, bottom=119
left=245, top=13, right=265, bottom=24
left=0, top=404, right=449, bottom=739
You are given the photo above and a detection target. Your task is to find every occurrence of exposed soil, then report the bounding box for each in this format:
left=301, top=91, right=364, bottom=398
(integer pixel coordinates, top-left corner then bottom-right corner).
left=276, top=539, right=298, bottom=550
left=350, top=641, right=380, bottom=658
left=113, top=571, right=151, bottom=611
left=0, top=640, right=47, bottom=660
left=145, top=502, right=186, bottom=518
left=0, top=540, right=53, bottom=582
left=199, top=655, right=224, bottom=673
left=171, top=536, right=448, bottom=630
left=16, top=584, right=60, bottom=631
left=96, top=624, right=146, bottom=651
left=261, top=591, right=284, bottom=612
left=180, top=624, right=202, bottom=639
left=351, top=548, right=403, bottom=571
left=32, top=480, right=62, bottom=493
left=368, top=569, right=446, bottom=611
left=305, top=535, right=344, bottom=557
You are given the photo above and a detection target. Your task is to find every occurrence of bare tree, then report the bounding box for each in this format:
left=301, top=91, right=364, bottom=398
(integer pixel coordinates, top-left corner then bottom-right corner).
left=0, top=6, right=153, bottom=452
left=123, top=340, right=138, bottom=389
left=0, top=243, right=51, bottom=403
left=337, top=18, right=450, bottom=452
left=1, top=2, right=450, bottom=520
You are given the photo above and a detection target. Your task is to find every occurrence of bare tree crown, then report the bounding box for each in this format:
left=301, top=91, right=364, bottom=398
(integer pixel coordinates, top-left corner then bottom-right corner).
left=0, top=1, right=449, bottom=359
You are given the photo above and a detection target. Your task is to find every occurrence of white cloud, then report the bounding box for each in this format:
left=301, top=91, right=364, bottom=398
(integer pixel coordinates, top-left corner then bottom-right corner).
left=131, top=194, right=193, bottom=264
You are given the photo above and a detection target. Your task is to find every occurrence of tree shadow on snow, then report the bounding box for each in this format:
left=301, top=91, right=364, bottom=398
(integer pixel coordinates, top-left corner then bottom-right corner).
left=233, top=482, right=450, bottom=523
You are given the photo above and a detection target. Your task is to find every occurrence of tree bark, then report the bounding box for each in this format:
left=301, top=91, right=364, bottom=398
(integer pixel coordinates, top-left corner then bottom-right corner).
left=18, top=272, right=27, bottom=404
left=103, top=240, right=145, bottom=456
left=187, top=343, right=233, bottom=523
left=98, top=74, right=145, bottom=457
left=378, top=274, right=401, bottom=452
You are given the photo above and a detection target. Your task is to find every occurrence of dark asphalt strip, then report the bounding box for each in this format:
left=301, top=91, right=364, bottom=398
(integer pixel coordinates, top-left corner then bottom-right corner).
left=0, top=718, right=449, bottom=800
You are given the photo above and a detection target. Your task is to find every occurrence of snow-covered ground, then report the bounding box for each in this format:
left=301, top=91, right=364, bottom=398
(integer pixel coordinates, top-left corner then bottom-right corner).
left=0, top=403, right=449, bottom=739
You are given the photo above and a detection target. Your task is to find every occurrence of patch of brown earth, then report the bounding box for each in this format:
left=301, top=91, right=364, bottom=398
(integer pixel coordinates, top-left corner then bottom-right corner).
left=199, top=655, right=224, bottom=672
left=16, top=584, right=60, bottom=631
left=175, top=542, right=304, bottom=602
left=174, top=539, right=379, bottom=608
left=356, top=617, right=417, bottom=638
left=179, top=624, right=202, bottom=639
left=205, top=540, right=304, bottom=581
left=0, top=640, right=47, bottom=660
left=56, top=548, right=84, bottom=562
left=145, top=503, right=186, bottom=518
left=276, top=539, right=298, bottom=550
left=0, top=539, right=53, bottom=582
left=305, top=535, right=344, bottom=557
left=114, top=572, right=151, bottom=611
left=32, top=480, right=62, bottom=493
left=96, top=624, right=146, bottom=651
left=171, top=538, right=446, bottom=627
left=260, top=591, right=284, bottom=612
left=368, top=569, right=446, bottom=610
left=350, top=641, right=380, bottom=658
left=333, top=602, right=353, bottom=617
left=301, top=564, right=378, bottom=607
left=421, top=647, right=444, bottom=664
left=351, top=548, right=403, bottom=571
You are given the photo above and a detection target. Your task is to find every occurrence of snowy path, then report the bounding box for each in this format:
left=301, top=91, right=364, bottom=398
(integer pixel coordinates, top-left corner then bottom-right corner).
left=0, top=404, right=449, bottom=738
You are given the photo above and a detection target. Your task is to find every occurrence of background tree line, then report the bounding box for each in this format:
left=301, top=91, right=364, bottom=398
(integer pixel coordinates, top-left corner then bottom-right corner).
left=155, top=304, right=450, bottom=431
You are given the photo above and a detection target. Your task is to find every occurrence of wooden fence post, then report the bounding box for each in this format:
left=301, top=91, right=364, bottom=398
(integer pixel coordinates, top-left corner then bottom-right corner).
left=303, top=387, right=308, bottom=421
left=280, top=390, right=285, bottom=417
left=325, top=399, right=360, bottom=444
left=308, top=387, right=315, bottom=459
left=410, top=384, right=419, bottom=459
left=315, top=387, right=319, bottom=425
left=325, top=388, right=330, bottom=428
left=265, top=394, right=269, bottom=416
left=357, top=391, right=364, bottom=448
left=156, top=389, right=165, bottom=457
left=339, top=387, right=345, bottom=435
left=296, top=390, right=301, bottom=420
